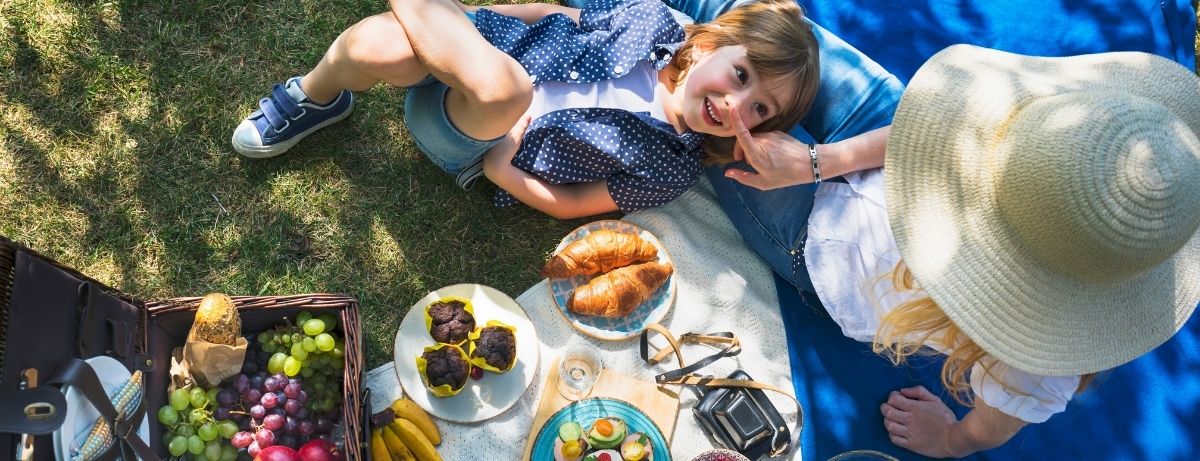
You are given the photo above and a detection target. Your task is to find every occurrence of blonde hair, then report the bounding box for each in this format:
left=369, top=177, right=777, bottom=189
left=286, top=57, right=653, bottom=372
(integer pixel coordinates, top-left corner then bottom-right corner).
left=872, top=261, right=1097, bottom=407
left=670, top=0, right=820, bottom=165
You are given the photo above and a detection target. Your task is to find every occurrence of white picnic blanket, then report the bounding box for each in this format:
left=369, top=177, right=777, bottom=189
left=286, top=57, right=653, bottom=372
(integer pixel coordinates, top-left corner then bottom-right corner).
left=365, top=176, right=802, bottom=460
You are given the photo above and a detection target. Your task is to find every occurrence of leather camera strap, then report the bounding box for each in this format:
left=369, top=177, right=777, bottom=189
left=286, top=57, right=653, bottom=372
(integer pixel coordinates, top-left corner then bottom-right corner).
left=48, top=358, right=160, bottom=461
left=640, top=323, right=801, bottom=457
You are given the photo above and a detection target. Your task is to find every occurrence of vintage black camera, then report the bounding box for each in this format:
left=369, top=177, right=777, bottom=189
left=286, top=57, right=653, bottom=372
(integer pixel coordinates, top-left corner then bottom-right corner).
left=693, top=370, right=791, bottom=460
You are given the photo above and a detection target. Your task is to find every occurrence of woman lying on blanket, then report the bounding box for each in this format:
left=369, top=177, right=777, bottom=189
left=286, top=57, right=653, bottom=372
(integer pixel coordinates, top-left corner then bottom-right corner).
left=231, top=0, right=819, bottom=219
left=614, top=0, right=1200, bottom=457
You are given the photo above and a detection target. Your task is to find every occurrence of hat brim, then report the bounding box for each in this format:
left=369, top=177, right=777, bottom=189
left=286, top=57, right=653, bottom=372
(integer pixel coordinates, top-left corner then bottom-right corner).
left=884, top=45, right=1200, bottom=376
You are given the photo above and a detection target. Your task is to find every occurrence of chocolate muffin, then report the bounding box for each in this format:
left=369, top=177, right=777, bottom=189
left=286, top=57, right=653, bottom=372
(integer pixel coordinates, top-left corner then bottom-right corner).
left=418, top=344, right=470, bottom=397
left=425, top=298, right=475, bottom=344
left=470, top=322, right=517, bottom=373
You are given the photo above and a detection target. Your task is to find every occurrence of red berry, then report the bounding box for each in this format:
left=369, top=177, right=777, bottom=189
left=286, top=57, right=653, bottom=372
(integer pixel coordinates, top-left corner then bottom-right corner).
left=470, top=366, right=483, bottom=380
left=598, top=454, right=612, bottom=461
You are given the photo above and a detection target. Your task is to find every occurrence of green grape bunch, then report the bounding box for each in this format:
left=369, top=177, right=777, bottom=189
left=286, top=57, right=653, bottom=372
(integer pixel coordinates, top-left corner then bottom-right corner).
left=253, top=312, right=346, bottom=416
left=156, top=386, right=239, bottom=460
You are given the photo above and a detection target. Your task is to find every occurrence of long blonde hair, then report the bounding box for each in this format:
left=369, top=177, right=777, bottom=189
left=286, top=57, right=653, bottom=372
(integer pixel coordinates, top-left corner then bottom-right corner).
left=670, top=0, right=820, bottom=164
left=872, top=261, right=1097, bottom=406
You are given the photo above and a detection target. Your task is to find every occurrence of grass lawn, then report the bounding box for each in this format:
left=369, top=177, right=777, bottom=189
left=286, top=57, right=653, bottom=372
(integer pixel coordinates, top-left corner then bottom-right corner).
left=2, top=0, right=1198, bottom=370
left=0, top=0, right=595, bottom=369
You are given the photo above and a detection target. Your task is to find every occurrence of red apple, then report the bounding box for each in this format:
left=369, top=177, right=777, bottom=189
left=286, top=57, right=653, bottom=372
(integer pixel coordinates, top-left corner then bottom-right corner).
left=254, top=445, right=301, bottom=461
left=298, top=439, right=345, bottom=461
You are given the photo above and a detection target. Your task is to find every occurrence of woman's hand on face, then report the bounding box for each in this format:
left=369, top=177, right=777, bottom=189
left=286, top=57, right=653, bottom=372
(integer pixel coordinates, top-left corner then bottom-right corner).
left=880, top=386, right=959, bottom=458
left=723, top=103, right=816, bottom=190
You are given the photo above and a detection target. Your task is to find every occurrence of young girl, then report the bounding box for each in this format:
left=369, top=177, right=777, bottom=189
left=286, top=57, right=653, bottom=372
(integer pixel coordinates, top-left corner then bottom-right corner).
left=721, top=44, right=1200, bottom=457
left=231, top=0, right=818, bottom=218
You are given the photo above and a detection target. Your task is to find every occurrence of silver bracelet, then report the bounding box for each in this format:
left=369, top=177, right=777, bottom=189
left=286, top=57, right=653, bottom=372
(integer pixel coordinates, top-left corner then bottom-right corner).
left=808, top=143, right=821, bottom=185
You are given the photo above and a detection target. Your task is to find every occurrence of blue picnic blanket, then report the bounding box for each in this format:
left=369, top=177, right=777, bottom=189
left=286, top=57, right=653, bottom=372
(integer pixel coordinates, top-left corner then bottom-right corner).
left=781, top=1, right=1199, bottom=460
left=802, top=0, right=1196, bottom=84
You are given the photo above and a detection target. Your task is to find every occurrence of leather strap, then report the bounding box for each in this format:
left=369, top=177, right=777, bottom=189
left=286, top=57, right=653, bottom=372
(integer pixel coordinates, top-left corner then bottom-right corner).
left=0, top=386, right=67, bottom=434
left=640, top=323, right=801, bottom=457
left=48, top=359, right=159, bottom=461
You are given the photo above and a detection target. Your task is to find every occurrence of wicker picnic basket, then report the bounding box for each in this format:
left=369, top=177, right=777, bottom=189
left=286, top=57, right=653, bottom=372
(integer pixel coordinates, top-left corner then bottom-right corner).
left=0, top=235, right=369, bottom=461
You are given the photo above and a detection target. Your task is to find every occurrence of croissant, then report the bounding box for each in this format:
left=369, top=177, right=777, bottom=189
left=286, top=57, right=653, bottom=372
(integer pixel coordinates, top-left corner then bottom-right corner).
left=568, top=261, right=674, bottom=318
left=543, top=229, right=659, bottom=278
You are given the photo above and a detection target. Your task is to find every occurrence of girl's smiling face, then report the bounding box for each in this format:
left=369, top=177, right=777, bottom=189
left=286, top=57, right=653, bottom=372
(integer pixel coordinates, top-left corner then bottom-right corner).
left=669, top=44, right=788, bottom=136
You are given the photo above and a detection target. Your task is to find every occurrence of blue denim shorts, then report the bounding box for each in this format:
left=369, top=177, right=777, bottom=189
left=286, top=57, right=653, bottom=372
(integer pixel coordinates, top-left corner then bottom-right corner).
left=402, top=11, right=501, bottom=190
left=403, top=76, right=503, bottom=190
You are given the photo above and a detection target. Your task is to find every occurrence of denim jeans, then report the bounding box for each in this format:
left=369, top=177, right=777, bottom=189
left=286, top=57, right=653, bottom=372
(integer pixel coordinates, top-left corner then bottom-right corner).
left=566, top=0, right=904, bottom=291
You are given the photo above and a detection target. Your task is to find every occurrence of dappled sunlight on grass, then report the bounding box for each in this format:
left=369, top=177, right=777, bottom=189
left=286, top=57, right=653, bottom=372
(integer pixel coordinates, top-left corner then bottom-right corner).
left=368, top=216, right=406, bottom=275
left=1, top=0, right=1190, bottom=379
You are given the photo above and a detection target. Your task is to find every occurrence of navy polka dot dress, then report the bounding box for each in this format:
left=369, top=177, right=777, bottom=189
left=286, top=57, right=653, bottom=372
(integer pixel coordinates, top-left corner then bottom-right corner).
left=474, top=0, right=706, bottom=211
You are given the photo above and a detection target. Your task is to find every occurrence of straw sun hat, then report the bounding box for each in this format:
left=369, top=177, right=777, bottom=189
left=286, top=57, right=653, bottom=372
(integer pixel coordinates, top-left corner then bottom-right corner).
left=884, top=45, right=1200, bottom=377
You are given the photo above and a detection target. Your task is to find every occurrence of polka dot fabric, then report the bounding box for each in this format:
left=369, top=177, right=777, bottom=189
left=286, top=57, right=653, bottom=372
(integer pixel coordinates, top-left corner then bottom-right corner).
left=474, top=0, right=704, bottom=212
left=475, top=0, right=684, bottom=84
left=496, top=109, right=705, bottom=211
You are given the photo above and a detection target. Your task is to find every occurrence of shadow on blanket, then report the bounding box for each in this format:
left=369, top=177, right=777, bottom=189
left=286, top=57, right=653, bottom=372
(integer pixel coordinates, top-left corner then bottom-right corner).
left=773, top=1, right=1198, bottom=459
left=779, top=274, right=1200, bottom=461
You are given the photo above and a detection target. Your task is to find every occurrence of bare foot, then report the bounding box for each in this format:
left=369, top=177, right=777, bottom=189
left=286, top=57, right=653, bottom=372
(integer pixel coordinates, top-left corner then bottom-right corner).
left=879, top=386, right=957, bottom=458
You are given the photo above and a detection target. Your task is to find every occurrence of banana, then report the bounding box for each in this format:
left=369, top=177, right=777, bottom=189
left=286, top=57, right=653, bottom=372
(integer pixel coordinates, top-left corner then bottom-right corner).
left=389, top=418, right=441, bottom=461
left=371, top=428, right=394, bottom=461
left=390, top=398, right=441, bottom=445
left=381, top=425, right=416, bottom=461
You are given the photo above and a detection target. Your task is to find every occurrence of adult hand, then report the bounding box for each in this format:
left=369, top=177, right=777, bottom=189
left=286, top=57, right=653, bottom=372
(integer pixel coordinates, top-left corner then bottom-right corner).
left=880, top=386, right=959, bottom=458
left=724, top=102, right=819, bottom=190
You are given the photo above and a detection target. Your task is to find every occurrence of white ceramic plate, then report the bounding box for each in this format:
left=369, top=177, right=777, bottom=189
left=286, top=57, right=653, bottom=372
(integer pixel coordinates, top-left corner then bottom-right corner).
left=393, top=283, right=539, bottom=423
left=54, top=356, right=149, bottom=461
left=548, top=220, right=676, bottom=340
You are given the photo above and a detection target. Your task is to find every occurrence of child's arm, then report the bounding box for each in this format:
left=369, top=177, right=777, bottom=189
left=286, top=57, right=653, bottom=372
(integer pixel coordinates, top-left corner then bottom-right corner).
left=456, top=1, right=581, bottom=24
left=482, top=116, right=619, bottom=219
left=881, top=385, right=1026, bottom=458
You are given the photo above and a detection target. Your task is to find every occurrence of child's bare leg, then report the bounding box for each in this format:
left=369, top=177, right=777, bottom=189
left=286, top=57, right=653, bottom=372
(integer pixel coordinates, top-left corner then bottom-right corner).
left=390, top=0, right=533, bottom=141
left=300, top=12, right=430, bottom=104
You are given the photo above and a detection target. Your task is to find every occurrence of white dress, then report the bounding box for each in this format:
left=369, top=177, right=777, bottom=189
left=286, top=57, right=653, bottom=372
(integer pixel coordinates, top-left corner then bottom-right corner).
left=804, top=168, right=1081, bottom=423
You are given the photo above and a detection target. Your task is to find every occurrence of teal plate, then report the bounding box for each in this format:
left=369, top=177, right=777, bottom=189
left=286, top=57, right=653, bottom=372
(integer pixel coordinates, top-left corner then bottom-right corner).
left=531, top=397, right=671, bottom=461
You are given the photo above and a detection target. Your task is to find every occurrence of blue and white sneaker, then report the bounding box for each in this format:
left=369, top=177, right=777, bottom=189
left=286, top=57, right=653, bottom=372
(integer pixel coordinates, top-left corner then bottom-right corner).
left=232, top=76, right=354, bottom=158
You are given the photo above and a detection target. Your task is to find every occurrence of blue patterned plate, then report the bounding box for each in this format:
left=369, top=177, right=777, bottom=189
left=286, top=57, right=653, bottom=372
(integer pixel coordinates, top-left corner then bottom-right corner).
left=531, top=397, right=671, bottom=461
left=548, top=220, right=676, bottom=340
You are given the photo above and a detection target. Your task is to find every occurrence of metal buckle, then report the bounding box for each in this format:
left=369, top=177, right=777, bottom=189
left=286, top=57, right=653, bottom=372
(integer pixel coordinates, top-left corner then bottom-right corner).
left=114, top=417, right=135, bottom=439
left=23, top=402, right=55, bottom=420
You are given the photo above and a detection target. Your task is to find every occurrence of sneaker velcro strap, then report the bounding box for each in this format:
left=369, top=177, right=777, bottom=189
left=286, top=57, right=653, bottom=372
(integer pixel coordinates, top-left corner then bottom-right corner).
left=271, top=84, right=303, bottom=119
left=455, top=158, right=485, bottom=191
left=258, top=97, right=287, bottom=131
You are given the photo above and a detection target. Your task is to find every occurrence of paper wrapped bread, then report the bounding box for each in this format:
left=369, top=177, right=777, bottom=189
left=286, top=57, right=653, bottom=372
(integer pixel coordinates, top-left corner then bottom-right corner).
left=543, top=229, right=658, bottom=278
left=192, top=293, right=240, bottom=345
left=568, top=261, right=673, bottom=318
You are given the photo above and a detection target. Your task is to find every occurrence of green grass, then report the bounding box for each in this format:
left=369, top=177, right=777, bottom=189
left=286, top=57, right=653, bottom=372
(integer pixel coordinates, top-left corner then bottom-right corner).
left=2, top=0, right=1198, bottom=370
left=0, top=0, right=593, bottom=369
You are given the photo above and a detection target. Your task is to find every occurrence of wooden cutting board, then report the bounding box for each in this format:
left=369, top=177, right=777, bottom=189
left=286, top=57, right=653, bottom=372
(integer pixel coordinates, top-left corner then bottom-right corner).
left=521, top=358, right=681, bottom=460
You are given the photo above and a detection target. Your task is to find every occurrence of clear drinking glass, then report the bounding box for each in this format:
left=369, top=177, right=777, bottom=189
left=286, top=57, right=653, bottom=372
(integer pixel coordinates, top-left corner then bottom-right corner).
left=557, top=345, right=603, bottom=401
left=826, top=450, right=900, bottom=461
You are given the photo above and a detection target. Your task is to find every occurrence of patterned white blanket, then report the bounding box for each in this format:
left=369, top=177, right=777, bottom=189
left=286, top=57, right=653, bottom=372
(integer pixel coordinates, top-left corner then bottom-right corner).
left=365, top=177, right=802, bottom=460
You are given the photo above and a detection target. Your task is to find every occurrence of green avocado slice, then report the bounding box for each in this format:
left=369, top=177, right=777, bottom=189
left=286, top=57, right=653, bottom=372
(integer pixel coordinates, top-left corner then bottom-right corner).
left=585, top=418, right=627, bottom=448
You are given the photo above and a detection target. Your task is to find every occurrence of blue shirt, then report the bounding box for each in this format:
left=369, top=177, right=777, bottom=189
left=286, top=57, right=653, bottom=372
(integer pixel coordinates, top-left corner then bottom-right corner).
left=474, top=0, right=706, bottom=211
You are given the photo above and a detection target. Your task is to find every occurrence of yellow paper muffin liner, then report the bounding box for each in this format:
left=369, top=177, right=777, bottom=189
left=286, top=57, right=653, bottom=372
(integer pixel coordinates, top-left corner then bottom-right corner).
left=415, top=343, right=470, bottom=397
left=467, top=320, right=518, bottom=373
left=423, top=296, right=475, bottom=346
